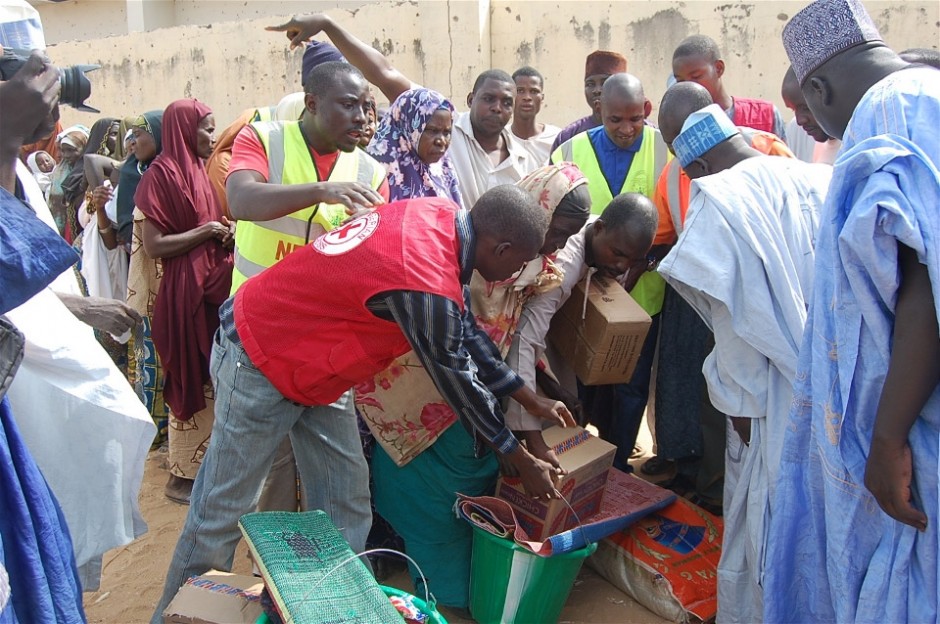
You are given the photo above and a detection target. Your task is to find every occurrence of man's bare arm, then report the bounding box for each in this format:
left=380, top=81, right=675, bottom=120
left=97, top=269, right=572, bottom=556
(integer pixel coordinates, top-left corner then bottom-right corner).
left=266, top=13, right=414, bottom=102
left=864, top=244, right=939, bottom=531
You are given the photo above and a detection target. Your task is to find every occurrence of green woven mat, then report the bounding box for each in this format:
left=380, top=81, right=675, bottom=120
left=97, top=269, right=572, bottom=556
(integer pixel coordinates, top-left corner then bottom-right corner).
left=239, top=511, right=403, bottom=624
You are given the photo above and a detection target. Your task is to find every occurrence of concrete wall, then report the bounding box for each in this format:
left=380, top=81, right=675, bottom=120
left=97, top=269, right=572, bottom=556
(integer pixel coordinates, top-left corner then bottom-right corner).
left=44, top=1, right=939, bottom=132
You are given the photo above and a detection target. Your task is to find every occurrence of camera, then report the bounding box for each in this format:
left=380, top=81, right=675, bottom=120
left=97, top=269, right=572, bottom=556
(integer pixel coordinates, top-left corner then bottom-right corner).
left=0, top=47, right=99, bottom=113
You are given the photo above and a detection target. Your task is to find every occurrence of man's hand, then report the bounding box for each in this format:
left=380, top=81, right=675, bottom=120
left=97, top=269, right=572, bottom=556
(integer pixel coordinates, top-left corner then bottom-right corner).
left=864, top=436, right=928, bottom=531
left=318, top=181, right=385, bottom=213
left=618, top=259, right=648, bottom=292
left=265, top=14, right=332, bottom=49
left=536, top=368, right=585, bottom=425
left=219, top=216, right=236, bottom=250
left=0, top=51, right=60, bottom=192
left=511, top=385, right=576, bottom=429
left=505, top=445, right=561, bottom=500
left=0, top=51, right=60, bottom=149
left=522, top=430, right=567, bottom=476
left=59, top=294, right=143, bottom=336
left=526, top=395, right=576, bottom=428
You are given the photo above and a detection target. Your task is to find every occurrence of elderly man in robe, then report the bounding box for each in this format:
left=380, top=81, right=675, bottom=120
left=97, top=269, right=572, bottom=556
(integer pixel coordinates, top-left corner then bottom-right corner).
left=657, top=104, right=831, bottom=622
left=765, top=1, right=940, bottom=622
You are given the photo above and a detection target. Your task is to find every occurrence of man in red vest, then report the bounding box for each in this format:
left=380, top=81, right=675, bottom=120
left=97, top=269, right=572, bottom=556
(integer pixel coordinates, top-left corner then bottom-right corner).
left=153, top=185, right=574, bottom=622
left=672, top=35, right=787, bottom=139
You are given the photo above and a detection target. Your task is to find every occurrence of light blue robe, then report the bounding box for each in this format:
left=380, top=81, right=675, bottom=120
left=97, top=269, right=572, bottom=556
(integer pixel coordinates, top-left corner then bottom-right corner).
left=764, top=66, right=940, bottom=624
left=659, top=155, right=829, bottom=623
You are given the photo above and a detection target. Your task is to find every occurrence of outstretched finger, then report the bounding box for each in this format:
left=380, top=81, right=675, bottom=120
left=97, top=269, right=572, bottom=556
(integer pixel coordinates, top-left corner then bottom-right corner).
left=264, top=21, right=293, bottom=32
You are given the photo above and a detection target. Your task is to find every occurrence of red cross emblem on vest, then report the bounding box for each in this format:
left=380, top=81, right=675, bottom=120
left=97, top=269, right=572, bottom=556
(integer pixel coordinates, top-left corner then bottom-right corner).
left=313, top=211, right=381, bottom=256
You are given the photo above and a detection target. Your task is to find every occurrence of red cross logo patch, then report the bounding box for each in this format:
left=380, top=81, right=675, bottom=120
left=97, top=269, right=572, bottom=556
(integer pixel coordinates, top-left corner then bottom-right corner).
left=313, top=211, right=380, bottom=256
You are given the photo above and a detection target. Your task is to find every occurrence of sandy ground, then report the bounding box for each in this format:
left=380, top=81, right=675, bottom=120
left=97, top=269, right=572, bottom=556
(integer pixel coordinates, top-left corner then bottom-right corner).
left=83, top=429, right=672, bottom=624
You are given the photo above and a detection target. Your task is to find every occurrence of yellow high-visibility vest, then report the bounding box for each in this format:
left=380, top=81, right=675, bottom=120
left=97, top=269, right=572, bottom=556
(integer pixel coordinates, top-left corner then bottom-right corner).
left=231, top=120, right=386, bottom=293
left=251, top=106, right=276, bottom=123
left=552, top=126, right=671, bottom=315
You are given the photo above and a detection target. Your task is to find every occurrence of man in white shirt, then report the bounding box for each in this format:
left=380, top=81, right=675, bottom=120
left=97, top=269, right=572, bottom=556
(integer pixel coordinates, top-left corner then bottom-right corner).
left=506, top=193, right=659, bottom=460
left=510, top=66, right=561, bottom=165
left=446, top=69, right=533, bottom=207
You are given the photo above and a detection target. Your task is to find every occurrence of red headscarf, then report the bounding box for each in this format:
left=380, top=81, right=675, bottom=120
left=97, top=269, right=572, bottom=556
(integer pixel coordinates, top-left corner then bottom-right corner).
left=135, top=99, right=233, bottom=420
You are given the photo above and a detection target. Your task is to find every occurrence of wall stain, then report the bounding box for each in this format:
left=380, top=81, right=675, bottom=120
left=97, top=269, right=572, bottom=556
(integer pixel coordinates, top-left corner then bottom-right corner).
left=371, top=38, right=395, bottom=57
left=534, top=35, right=545, bottom=57
left=570, top=17, right=596, bottom=45
left=516, top=41, right=532, bottom=65
left=184, top=79, right=192, bottom=98
left=413, top=38, right=426, bottom=68
left=630, top=9, right=692, bottom=66
left=598, top=20, right=611, bottom=50
left=716, top=3, right=754, bottom=59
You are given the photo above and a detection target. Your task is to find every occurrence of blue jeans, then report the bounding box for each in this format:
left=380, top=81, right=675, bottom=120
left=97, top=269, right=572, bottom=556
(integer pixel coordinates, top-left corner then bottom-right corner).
left=152, top=329, right=372, bottom=623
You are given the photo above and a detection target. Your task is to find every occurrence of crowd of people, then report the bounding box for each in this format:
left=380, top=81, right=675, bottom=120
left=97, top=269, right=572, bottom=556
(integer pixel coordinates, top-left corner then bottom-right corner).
left=0, top=0, right=937, bottom=622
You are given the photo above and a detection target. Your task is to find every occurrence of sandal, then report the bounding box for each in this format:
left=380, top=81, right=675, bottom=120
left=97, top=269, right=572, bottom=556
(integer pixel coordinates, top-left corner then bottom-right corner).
left=164, top=474, right=194, bottom=505
left=640, top=455, right=676, bottom=476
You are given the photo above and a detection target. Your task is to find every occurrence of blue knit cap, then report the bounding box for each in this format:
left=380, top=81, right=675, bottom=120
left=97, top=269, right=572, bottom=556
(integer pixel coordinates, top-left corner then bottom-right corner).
left=783, top=0, right=882, bottom=84
left=672, top=104, right=739, bottom=168
left=301, top=41, right=346, bottom=87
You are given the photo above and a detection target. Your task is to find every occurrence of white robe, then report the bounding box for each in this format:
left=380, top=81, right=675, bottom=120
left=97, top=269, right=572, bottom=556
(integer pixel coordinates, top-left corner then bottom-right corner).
left=657, top=156, right=830, bottom=623
left=6, top=161, right=155, bottom=590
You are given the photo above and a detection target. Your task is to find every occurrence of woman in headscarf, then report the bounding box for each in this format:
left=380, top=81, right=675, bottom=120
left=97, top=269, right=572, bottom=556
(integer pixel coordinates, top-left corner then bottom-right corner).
left=135, top=99, right=234, bottom=505
left=46, top=124, right=89, bottom=243
left=358, top=163, right=591, bottom=611
left=118, top=112, right=163, bottom=249
left=366, top=87, right=461, bottom=206
left=122, top=111, right=170, bottom=452
left=61, top=118, right=118, bottom=239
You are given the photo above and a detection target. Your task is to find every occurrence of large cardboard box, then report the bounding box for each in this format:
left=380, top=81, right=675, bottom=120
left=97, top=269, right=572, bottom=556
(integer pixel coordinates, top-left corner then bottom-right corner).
left=548, top=276, right=652, bottom=385
left=163, top=570, right=263, bottom=624
left=496, top=426, right=616, bottom=541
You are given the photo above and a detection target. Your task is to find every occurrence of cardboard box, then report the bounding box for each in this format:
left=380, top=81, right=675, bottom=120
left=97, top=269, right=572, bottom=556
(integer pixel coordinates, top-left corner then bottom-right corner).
left=163, top=570, right=263, bottom=624
left=496, top=426, right=616, bottom=541
left=548, top=276, right=652, bottom=385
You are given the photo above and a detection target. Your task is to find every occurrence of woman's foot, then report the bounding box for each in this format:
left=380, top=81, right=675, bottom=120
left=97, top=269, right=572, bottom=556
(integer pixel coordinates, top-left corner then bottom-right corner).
left=164, top=474, right=194, bottom=505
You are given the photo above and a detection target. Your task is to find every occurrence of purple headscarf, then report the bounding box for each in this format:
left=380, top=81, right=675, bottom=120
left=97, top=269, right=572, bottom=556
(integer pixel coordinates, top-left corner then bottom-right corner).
left=366, top=88, right=462, bottom=206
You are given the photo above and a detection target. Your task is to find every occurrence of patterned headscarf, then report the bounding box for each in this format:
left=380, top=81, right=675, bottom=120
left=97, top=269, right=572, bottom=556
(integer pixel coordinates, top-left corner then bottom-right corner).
left=509, top=162, right=590, bottom=293
left=366, top=88, right=462, bottom=206
left=517, top=162, right=590, bottom=219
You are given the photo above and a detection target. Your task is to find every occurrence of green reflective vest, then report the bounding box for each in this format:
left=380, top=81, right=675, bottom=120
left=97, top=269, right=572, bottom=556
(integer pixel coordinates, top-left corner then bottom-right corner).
left=551, top=126, right=671, bottom=315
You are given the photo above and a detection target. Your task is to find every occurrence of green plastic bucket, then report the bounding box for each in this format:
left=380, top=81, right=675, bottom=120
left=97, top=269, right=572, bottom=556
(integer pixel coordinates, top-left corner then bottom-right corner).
left=380, top=585, right=448, bottom=624
left=469, top=526, right=597, bottom=624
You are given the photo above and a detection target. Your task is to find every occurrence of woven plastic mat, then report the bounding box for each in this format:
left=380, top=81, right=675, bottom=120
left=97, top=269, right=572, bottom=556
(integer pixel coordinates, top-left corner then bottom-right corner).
left=238, top=510, right=403, bottom=624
